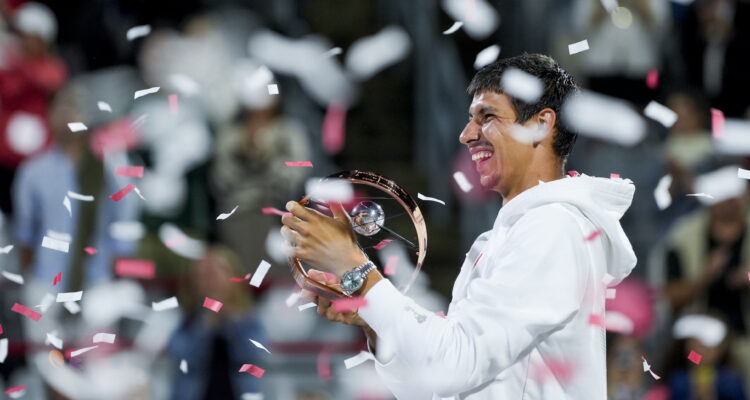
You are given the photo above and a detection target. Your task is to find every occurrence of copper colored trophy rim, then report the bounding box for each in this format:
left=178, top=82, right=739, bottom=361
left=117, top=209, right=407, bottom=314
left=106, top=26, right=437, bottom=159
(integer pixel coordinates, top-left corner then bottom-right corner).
left=289, top=170, right=428, bottom=298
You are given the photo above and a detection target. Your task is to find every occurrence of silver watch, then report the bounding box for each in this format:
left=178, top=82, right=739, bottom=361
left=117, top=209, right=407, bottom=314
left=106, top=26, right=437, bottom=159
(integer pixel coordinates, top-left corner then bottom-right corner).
left=340, top=261, right=376, bottom=297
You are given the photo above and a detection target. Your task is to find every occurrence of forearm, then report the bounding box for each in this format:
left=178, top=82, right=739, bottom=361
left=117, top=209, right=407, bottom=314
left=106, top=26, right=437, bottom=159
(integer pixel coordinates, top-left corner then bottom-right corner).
left=664, top=279, right=706, bottom=310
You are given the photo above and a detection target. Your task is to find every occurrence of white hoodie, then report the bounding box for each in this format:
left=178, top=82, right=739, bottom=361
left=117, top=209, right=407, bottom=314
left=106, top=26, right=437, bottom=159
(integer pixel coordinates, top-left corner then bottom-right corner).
left=358, top=175, right=637, bottom=399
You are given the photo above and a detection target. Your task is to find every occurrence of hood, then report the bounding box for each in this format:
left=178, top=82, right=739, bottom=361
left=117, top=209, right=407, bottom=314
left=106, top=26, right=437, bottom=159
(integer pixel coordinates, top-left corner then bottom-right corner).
left=496, top=175, right=637, bottom=284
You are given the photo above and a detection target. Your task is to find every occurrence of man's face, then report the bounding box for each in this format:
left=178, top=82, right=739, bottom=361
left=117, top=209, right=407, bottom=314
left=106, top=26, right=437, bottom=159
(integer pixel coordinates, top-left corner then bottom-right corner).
left=459, top=91, right=538, bottom=196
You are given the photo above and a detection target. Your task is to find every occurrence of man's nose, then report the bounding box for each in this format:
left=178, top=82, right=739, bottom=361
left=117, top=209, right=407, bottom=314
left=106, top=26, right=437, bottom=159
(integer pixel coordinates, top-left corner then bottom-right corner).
left=459, top=121, right=479, bottom=145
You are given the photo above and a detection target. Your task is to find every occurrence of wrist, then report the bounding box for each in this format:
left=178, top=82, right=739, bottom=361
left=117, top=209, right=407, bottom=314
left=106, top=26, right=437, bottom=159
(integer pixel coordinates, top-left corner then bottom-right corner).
left=337, top=251, right=369, bottom=278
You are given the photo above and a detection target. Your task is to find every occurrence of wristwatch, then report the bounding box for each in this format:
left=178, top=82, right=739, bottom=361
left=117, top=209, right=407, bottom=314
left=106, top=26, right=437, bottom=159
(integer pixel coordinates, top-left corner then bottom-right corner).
left=340, top=260, right=376, bottom=297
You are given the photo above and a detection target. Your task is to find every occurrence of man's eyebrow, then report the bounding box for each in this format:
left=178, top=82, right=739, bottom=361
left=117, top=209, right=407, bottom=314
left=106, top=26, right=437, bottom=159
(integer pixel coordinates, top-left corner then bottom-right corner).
left=469, top=106, right=498, bottom=118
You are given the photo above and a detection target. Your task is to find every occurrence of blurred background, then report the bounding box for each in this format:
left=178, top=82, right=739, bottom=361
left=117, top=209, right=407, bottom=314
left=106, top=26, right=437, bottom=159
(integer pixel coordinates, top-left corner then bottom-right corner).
left=0, top=0, right=750, bottom=399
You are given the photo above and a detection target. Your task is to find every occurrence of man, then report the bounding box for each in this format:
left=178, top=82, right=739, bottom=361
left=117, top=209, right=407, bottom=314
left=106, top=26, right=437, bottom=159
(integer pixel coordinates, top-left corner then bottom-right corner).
left=281, top=53, right=637, bottom=398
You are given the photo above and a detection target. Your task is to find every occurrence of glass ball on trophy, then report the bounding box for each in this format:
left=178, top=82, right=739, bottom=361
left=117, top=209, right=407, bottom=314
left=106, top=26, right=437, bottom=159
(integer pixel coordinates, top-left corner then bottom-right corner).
left=351, top=201, right=385, bottom=236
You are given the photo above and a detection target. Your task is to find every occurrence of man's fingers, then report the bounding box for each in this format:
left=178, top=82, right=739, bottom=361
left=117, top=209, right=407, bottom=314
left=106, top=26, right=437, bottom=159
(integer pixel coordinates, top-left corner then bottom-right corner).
left=300, top=289, right=317, bottom=303
left=280, top=226, right=304, bottom=246
left=329, top=201, right=350, bottom=221
left=281, top=213, right=308, bottom=236
left=286, top=201, right=314, bottom=221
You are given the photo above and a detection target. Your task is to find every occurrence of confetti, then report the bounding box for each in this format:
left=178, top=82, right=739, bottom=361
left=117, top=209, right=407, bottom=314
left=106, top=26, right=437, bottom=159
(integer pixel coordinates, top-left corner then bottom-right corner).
left=501, top=68, right=543, bottom=103
left=97, top=101, right=112, bottom=112
left=152, top=296, right=179, bottom=311
left=345, top=26, right=411, bottom=80
left=180, top=359, right=188, bottom=374
left=373, top=239, right=392, bottom=250
left=610, top=173, right=620, bottom=179
left=64, top=301, right=81, bottom=314
left=588, top=313, right=604, bottom=327
left=317, top=348, right=332, bottom=380
left=646, top=68, right=659, bottom=89
left=568, top=170, right=580, bottom=177
left=711, top=108, right=724, bottom=138
left=686, top=193, right=714, bottom=199
left=453, top=171, right=473, bottom=192
left=2, top=271, right=24, bottom=285
left=322, top=102, right=347, bottom=154
left=84, top=247, right=97, bottom=255
left=250, top=260, right=271, bottom=287
left=321, top=47, right=342, bottom=57
left=70, top=345, right=98, bottom=358
left=474, top=44, right=500, bottom=69
left=738, top=168, right=750, bottom=180
left=169, top=73, right=201, bottom=96
left=298, top=302, right=317, bottom=311
left=239, top=364, right=265, bottom=378
left=641, top=356, right=661, bottom=380
left=644, top=101, right=678, bottom=128
left=332, top=297, right=367, bottom=313
left=134, top=86, right=160, bottom=99
left=249, top=339, right=271, bottom=354
left=168, top=94, right=179, bottom=114
left=673, top=314, right=727, bottom=347
left=115, top=259, right=155, bottom=279
left=443, top=21, right=464, bottom=35
left=436, top=311, right=446, bottom=318
left=63, top=196, right=72, bottom=217
left=285, top=291, right=302, bottom=307
left=67, top=122, right=88, bottom=132
left=585, top=230, right=602, bottom=241
left=0, top=245, right=13, bottom=254
left=4, top=385, right=26, bottom=395
left=0, top=338, right=7, bottom=363
left=115, top=166, right=144, bottom=178
left=45, top=332, right=63, bottom=349
left=267, top=84, right=279, bottom=95
left=56, top=291, right=82, bottom=303
left=473, top=253, right=483, bottom=268
left=133, top=186, right=146, bottom=200
left=93, top=333, right=116, bottom=344
left=36, top=293, right=55, bottom=313
left=42, top=236, right=70, bottom=253
left=568, top=39, right=589, bottom=54
left=53, top=272, right=62, bottom=286
left=67, top=191, right=94, bottom=201
left=109, top=183, right=136, bottom=202
left=695, top=166, right=746, bottom=205
left=216, top=205, right=239, bottom=221
left=261, top=207, right=287, bottom=216
left=687, top=350, right=702, bottom=365
left=562, top=90, right=647, bottom=146
left=344, top=351, right=375, bottom=369
left=203, top=297, right=223, bottom=312
left=384, top=255, right=399, bottom=276
left=417, top=193, right=445, bottom=205
left=305, top=178, right=353, bottom=203
left=0, top=323, right=2, bottom=334
left=654, top=174, right=673, bottom=210
left=606, top=288, right=617, bottom=299
left=285, top=161, right=313, bottom=167
left=126, top=24, right=151, bottom=41
left=11, top=302, right=42, bottom=322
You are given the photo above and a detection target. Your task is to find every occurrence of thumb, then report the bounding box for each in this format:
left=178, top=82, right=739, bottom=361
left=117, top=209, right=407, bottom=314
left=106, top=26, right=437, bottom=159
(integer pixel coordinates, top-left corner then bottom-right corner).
left=329, top=201, right=350, bottom=221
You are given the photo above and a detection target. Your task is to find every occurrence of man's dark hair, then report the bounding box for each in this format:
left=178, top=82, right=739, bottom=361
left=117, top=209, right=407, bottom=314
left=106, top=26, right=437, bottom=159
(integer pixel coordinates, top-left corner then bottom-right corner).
left=467, top=53, right=579, bottom=166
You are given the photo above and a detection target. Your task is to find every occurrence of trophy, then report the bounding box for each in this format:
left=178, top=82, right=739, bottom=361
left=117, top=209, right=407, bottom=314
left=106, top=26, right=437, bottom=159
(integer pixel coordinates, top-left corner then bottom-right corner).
left=288, top=170, right=428, bottom=298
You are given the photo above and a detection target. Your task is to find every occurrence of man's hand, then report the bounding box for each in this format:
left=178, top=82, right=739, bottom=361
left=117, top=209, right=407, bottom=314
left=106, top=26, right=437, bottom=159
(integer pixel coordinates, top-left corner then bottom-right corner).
left=281, top=201, right=367, bottom=277
left=302, top=269, right=369, bottom=327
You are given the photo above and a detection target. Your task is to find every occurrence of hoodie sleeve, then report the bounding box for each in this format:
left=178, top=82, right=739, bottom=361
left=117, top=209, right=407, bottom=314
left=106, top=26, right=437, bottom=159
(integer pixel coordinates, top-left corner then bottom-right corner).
left=358, top=205, right=590, bottom=397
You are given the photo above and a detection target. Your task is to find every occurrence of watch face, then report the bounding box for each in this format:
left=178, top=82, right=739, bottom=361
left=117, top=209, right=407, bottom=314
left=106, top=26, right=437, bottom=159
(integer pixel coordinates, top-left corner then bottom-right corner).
left=341, top=271, right=364, bottom=291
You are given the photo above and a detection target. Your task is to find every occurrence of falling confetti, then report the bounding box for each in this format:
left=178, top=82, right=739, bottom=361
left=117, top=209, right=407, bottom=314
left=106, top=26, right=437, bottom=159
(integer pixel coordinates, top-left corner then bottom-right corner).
left=2, top=271, right=24, bottom=285
left=4, top=385, right=26, bottom=395
left=384, top=255, right=399, bottom=276
left=321, top=47, right=342, bottom=57
left=67, top=122, right=88, bottom=132
left=261, top=207, right=287, bottom=216
left=115, top=166, right=144, bottom=178
left=93, top=333, right=116, bottom=344
left=373, top=239, right=392, bottom=250
left=115, top=259, right=155, bottom=279
left=473, top=44, right=500, bottom=69
left=738, top=168, right=750, bottom=180
left=610, top=173, right=620, bottom=179
left=298, top=302, right=316, bottom=311
left=501, top=68, right=543, bottom=103
left=322, top=102, right=347, bottom=154
left=0, top=338, right=7, bottom=363
left=588, top=313, right=605, bottom=327
left=687, top=350, right=702, bottom=365
left=417, top=193, right=446, bottom=205
left=250, top=260, right=272, bottom=287
left=267, top=84, right=279, bottom=95
left=317, top=348, right=332, bottom=381
left=126, top=24, right=151, bottom=41
left=70, top=345, right=98, bottom=358
left=97, top=101, right=112, bottom=112
left=168, top=94, right=179, bottom=114
left=641, top=356, right=661, bottom=380
left=453, top=171, right=473, bottom=192
left=284, top=161, right=313, bottom=167
left=56, top=291, right=82, bottom=302
left=84, top=247, right=97, bottom=255
left=203, top=297, right=223, bottom=312
left=654, top=174, right=673, bottom=210
left=53, top=272, right=62, bottom=286
left=646, top=68, right=659, bottom=89
left=568, top=170, right=580, bottom=177
left=332, top=297, right=367, bottom=313
left=0, top=245, right=13, bottom=254
left=63, top=196, right=72, bottom=217
left=134, top=87, right=160, bottom=99
left=152, top=296, right=179, bottom=311
left=249, top=339, right=271, bottom=354
left=443, top=21, right=464, bottom=35
left=711, top=108, right=724, bottom=138
left=67, top=191, right=94, bottom=201
left=46, top=332, right=63, bottom=349
left=239, top=364, right=265, bottom=378
left=585, top=230, right=602, bottom=241
left=216, top=205, right=239, bottom=221
left=180, top=359, right=188, bottom=374
left=562, top=90, right=647, bottom=146
left=345, top=26, right=411, bottom=80
left=568, top=39, right=589, bottom=54
left=64, top=301, right=81, bottom=314
left=644, top=101, right=678, bottom=128
left=109, top=184, right=136, bottom=202
left=11, top=302, right=42, bottom=322
left=344, top=351, right=375, bottom=369
left=42, top=236, right=70, bottom=253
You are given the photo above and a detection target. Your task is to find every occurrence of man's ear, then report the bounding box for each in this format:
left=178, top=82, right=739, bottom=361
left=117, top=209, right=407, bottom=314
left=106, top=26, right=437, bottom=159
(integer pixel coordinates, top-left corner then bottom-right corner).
left=533, top=108, right=557, bottom=147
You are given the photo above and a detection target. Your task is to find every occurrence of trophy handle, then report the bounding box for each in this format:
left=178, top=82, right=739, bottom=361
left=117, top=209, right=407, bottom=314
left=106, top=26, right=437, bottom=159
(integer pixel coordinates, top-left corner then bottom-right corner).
left=288, top=170, right=428, bottom=298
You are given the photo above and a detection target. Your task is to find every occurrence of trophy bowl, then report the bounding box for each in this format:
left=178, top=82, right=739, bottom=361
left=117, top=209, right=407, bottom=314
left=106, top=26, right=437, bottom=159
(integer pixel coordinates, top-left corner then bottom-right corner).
left=288, top=170, right=428, bottom=298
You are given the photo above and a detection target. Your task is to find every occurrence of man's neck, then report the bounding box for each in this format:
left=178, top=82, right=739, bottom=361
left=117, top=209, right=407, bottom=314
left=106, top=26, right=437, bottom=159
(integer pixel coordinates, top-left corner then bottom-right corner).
left=502, top=168, right=563, bottom=206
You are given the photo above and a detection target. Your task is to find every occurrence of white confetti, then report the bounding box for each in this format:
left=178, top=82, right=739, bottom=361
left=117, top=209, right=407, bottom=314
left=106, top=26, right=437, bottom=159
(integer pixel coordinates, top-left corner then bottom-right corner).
left=473, top=44, right=500, bottom=69
left=267, top=84, right=279, bottom=95
left=605, top=288, right=617, bottom=299
left=695, top=165, right=747, bottom=205
left=321, top=47, right=342, bottom=58
left=70, top=345, right=98, bottom=358
left=133, top=186, right=146, bottom=200
left=249, top=260, right=271, bottom=288
left=501, top=68, right=543, bottom=103
left=305, top=178, right=354, bottom=203
left=134, top=86, right=160, bottom=99
left=453, top=171, right=473, bottom=192
left=63, top=195, right=72, bottom=217
left=344, top=350, right=375, bottom=369
left=249, top=339, right=271, bottom=354
left=216, top=205, right=239, bottom=221
left=126, top=24, right=151, bottom=41
left=442, top=21, right=464, bottom=35
left=0, top=338, right=8, bottom=362
left=568, top=39, right=590, bottom=55
left=45, top=332, right=63, bottom=350
left=686, top=193, right=714, bottom=199
left=180, top=359, right=188, bottom=374
left=67, top=191, right=94, bottom=201
left=56, top=291, right=82, bottom=303
left=64, top=301, right=81, bottom=314
left=562, top=90, right=646, bottom=146
left=298, top=302, right=317, bottom=311
left=642, top=356, right=661, bottom=380
left=97, top=101, right=112, bottom=112
left=654, top=174, right=673, bottom=210
left=0, top=245, right=14, bottom=254
left=152, top=296, right=179, bottom=311
left=2, top=271, right=24, bottom=285
left=345, top=26, right=411, bottom=80
left=673, top=314, right=727, bottom=347
left=285, top=291, right=302, bottom=307
left=417, top=193, right=446, bottom=205
left=510, top=123, right=548, bottom=145
left=67, top=122, right=88, bottom=132
left=644, top=101, right=678, bottom=128
left=93, top=332, right=116, bottom=344
left=441, top=0, right=499, bottom=40
left=169, top=74, right=201, bottom=96
left=738, top=167, right=750, bottom=180
left=713, top=118, right=750, bottom=155
left=42, top=236, right=70, bottom=253
left=36, top=293, right=55, bottom=313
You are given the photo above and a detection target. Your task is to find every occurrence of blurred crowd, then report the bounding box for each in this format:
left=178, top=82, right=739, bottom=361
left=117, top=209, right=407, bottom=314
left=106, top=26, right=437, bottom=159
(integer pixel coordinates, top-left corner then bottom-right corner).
left=0, top=0, right=749, bottom=399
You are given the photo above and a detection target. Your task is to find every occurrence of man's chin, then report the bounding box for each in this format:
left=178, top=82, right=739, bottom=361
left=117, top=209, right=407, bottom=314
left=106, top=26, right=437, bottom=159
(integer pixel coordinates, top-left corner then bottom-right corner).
left=479, top=175, right=501, bottom=191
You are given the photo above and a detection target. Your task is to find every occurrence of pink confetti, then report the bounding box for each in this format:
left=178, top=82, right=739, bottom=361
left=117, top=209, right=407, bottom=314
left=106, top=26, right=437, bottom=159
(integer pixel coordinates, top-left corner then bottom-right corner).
left=567, top=170, right=580, bottom=177
left=230, top=277, right=246, bottom=282
left=239, top=364, right=265, bottom=378
left=332, top=297, right=368, bottom=313
left=11, top=302, right=42, bottom=322
left=322, top=102, right=347, bottom=154
left=203, top=297, right=223, bottom=312
left=261, top=207, right=287, bottom=217
left=0, top=323, right=3, bottom=334
left=53, top=272, right=62, bottom=286
left=115, top=259, right=155, bottom=279
left=610, top=173, right=620, bottom=179
left=473, top=253, right=483, bottom=268
left=436, top=311, right=446, bottom=318
left=109, top=184, right=136, bottom=202
left=115, top=166, right=144, bottom=178
left=588, top=313, right=604, bottom=327
left=646, top=68, right=659, bottom=89
left=317, top=348, right=332, bottom=381
left=711, top=108, right=725, bottom=139
left=84, top=247, right=97, bottom=255
left=323, top=272, right=337, bottom=282
left=5, top=384, right=26, bottom=394
left=641, top=356, right=662, bottom=380
left=585, top=230, right=602, bottom=241
left=384, top=255, right=399, bottom=276
left=373, top=239, right=392, bottom=250
left=168, top=94, right=179, bottom=114
left=688, top=350, right=702, bottom=365
left=285, top=161, right=313, bottom=168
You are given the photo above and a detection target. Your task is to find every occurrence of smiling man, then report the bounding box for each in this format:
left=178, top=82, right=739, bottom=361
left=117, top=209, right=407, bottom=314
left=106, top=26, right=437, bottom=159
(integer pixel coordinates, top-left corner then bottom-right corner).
left=281, top=53, right=637, bottom=399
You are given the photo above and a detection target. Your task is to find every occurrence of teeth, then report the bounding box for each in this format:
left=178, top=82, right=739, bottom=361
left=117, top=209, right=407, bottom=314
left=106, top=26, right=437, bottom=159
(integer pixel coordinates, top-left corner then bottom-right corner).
left=471, top=151, right=493, bottom=161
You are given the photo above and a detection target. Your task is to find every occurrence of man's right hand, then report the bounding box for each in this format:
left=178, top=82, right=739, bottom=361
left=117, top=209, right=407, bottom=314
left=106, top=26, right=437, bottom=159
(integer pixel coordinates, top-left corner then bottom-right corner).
left=302, top=269, right=370, bottom=328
